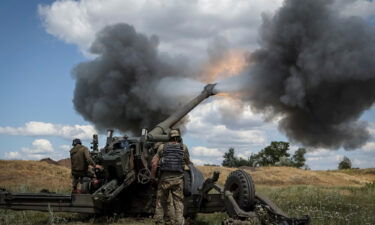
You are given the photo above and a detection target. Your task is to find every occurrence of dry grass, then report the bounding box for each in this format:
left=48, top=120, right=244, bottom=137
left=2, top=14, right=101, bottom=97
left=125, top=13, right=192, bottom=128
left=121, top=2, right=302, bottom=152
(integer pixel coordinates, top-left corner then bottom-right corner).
left=1, top=160, right=375, bottom=224
left=198, top=166, right=375, bottom=187
left=1, top=160, right=374, bottom=192
left=0, top=160, right=71, bottom=193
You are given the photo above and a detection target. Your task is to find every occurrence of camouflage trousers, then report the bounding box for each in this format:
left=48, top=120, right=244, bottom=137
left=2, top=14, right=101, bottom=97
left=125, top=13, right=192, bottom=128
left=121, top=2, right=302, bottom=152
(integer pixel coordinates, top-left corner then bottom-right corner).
left=154, top=193, right=175, bottom=225
left=71, top=174, right=82, bottom=190
left=154, top=177, right=184, bottom=225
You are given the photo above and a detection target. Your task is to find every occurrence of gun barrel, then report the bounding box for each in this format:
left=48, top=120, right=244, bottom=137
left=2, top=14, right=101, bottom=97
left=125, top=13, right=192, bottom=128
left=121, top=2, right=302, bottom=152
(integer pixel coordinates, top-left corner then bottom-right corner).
left=148, top=83, right=217, bottom=141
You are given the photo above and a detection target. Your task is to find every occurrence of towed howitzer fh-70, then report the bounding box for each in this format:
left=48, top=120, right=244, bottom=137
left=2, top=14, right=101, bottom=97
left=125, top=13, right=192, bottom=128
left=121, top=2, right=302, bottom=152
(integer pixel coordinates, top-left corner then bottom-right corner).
left=0, top=84, right=309, bottom=225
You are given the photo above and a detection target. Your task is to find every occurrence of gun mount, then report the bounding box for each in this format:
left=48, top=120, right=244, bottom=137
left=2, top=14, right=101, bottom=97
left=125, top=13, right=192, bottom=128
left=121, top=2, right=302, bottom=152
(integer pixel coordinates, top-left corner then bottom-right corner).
left=0, top=83, right=309, bottom=225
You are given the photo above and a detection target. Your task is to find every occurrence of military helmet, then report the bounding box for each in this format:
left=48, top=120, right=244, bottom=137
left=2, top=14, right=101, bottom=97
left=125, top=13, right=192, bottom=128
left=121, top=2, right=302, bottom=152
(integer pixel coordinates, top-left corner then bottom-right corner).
left=72, top=138, right=82, bottom=146
left=169, top=129, right=180, bottom=138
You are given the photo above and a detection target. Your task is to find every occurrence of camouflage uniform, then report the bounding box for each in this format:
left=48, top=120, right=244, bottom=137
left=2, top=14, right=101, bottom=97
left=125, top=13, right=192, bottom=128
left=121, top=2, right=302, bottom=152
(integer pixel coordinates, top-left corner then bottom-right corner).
left=70, top=144, right=95, bottom=191
left=153, top=142, right=191, bottom=225
left=154, top=193, right=175, bottom=225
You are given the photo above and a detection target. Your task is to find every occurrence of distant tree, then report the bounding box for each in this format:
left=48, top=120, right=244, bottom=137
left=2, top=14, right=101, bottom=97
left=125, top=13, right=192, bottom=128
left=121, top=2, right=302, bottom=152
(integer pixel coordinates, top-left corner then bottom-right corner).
left=249, top=141, right=290, bottom=167
left=338, top=156, right=352, bottom=170
left=291, top=148, right=307, bottom=168
left=222, top=148, right=251, bottom=167
left=204, top=164, right=219, bottom=167
left=248, top=153, right=260, bottom=167
left=222, top=142, right=307, bottom=168
left=236, top=157, right=250, bottom=167
left=303, top=164, right=311, bottom=170
left=275, top=156, right=295, bottom=167
left=222, top=148, right=237, bottom=167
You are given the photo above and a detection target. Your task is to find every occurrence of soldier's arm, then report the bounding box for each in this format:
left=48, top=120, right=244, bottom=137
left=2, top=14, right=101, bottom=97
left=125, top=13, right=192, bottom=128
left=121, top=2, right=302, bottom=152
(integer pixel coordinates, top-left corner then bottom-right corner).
left=183, top=144, right=193, bottom=165
left=151, top=145, right=163, bottom=179
left=83, top=147, right=96, bottom=167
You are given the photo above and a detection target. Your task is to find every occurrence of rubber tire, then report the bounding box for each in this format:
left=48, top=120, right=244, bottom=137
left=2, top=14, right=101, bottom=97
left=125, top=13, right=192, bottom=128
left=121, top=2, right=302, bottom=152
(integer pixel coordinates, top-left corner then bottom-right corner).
left=224, top=169, right=255, bottom=211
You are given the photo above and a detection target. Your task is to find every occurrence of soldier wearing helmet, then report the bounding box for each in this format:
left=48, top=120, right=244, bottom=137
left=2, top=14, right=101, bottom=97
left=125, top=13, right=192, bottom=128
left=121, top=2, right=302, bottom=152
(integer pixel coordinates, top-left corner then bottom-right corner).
left=151, top=129, right=191, bottom=225
left=70, top=138, right=95, bottom=193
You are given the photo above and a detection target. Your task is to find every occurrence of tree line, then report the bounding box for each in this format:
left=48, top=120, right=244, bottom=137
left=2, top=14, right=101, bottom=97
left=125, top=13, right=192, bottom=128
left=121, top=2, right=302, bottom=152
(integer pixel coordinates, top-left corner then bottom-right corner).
left=222, top=141, right=307, bottom=169
left=221, top=141, right=354, bottom=170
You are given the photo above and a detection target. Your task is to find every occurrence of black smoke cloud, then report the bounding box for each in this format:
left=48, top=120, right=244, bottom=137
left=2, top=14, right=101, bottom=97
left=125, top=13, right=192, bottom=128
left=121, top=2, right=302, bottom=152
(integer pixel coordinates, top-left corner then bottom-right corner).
left=242, top=0, right=375, bottom=149
left=73, top=0, right=375, bottom=150
left=73, top=24, right=196, bottom=134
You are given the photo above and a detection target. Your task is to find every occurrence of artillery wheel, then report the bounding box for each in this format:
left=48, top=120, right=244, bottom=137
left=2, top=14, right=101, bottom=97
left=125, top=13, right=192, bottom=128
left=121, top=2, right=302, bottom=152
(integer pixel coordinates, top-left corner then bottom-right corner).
left=224, top=170, right=255, bottom=214
left=137, top=168, right=151, bottom=184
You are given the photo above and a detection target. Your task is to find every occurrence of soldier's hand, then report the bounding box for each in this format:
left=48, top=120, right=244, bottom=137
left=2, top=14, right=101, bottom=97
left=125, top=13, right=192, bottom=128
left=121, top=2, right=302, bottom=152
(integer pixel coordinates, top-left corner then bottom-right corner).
left=95, top=165, right=103, bottom=170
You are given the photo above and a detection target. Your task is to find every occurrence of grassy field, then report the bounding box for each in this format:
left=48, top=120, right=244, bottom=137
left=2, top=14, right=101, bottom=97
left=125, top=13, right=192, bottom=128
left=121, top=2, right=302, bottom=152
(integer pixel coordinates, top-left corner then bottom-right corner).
left=1, top=160, right=375, bottom=225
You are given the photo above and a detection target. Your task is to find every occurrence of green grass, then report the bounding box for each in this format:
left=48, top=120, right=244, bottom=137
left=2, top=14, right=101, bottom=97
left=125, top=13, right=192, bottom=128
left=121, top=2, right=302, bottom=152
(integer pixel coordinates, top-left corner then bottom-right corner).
left=196, top=213, right=229, bottom=225
left=256, top=182, right=375, bottom=225
left=1, top=183, right=375, bottom=225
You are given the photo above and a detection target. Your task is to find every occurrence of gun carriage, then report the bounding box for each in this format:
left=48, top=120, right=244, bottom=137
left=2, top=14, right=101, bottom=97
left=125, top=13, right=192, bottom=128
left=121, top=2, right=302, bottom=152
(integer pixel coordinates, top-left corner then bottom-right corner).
left=0, top=84, right=309, bottom=225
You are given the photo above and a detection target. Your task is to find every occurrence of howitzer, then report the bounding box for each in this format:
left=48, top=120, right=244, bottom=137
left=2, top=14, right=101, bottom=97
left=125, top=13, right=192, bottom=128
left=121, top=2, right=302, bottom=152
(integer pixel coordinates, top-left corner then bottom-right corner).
left=147, top=83, right=217, bottom=141
left=0, top=84, right=309, bottom=225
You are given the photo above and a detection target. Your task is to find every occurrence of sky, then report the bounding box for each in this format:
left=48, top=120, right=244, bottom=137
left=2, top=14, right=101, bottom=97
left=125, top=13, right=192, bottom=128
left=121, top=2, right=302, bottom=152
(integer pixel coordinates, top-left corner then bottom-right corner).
left=0, top=0, right=375, bottom=170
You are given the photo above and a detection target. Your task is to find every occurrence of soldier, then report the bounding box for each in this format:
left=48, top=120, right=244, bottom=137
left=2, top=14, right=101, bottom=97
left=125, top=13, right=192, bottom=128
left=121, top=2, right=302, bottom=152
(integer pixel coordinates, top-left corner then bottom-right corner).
left=151, top=142, right=174, bottom=225
left=70, top=138, right=95, bottom=193
left=151, top=129, right=191, bottom=225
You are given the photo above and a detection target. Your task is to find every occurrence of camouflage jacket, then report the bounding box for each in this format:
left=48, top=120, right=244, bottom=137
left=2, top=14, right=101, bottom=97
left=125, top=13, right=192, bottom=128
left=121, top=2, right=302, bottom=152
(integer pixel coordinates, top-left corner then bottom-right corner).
left=70, top=145, right=95, bottom=175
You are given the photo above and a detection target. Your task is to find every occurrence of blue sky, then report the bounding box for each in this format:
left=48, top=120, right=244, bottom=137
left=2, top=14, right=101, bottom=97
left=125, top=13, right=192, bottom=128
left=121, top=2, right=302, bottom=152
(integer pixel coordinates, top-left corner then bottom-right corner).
left=0, top=0, right=87, bottom=158
left=0, top=0, right=82, bottom=125
left=0, top=0, right=374, bottom=170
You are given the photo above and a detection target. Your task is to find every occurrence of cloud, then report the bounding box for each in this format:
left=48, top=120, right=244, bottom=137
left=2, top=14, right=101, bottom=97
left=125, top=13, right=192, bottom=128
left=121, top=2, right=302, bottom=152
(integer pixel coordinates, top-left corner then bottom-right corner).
left=38, top=0, right=375, bottom=57
left=191, top=146, right=223, bottom=157
left=4, top=151, right=22, bottom=159
left=369, top=123, right=375, bottom=139
left=362, top=142, right=375, bottom=153
left=183, top=97, right=282, bottom=167
left=4, top=139, right=72, bottom=160
left=186, top=98, right=270, bottom=149
left=191, top=157, right=220, bottom=166
left=38, top=0, right=283, bottom=55
left=59, top=144, right=71, bottom=152
left=191, top=158, right=206, bottom=166
left=202, top=97, right=266, bottom=130
left=21, top=139, right=54, bottom=154
left=304, top=146, right=375, bottom=170
left=337, top=0, right=375, bottom=18
left=305, top=149, right=344, bottom=169
left=5, top=139, right=54, bottom=160
left=0, top=121, right=96, bottom=140
left=237, top=151, right=253, bottom=159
